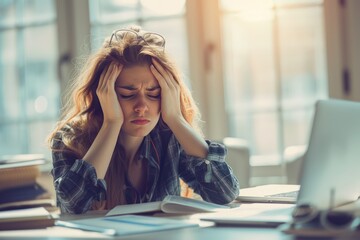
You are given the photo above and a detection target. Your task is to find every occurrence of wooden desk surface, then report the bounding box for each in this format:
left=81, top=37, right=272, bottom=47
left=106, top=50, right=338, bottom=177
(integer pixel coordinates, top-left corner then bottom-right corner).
left=2, top=177, right=357, bottom=240
left=0, top=224, right=358, bottom=240
left=0, top=210, right=359, bottom=240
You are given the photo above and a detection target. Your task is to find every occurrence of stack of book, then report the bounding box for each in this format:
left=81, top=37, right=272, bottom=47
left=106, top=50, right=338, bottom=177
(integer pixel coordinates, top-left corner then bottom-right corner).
left=0, top=154, right=55, bottom=210
left=0, top=154, right=57, bottom=230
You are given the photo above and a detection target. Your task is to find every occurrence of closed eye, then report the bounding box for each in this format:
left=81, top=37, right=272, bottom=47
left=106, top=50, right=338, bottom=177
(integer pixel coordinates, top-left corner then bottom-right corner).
left=119, top=94, right=135, bottom=99
left=148, top=94, right=160, bottom=99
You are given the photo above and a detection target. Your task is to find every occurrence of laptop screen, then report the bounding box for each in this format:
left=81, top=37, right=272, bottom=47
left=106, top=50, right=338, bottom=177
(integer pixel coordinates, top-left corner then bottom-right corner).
left=296, top=99, right=360, bottom=210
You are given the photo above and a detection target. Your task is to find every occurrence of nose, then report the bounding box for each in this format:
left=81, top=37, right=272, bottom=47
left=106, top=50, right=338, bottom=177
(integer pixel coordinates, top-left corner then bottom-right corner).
left=134, top=96, right=149, bottom=114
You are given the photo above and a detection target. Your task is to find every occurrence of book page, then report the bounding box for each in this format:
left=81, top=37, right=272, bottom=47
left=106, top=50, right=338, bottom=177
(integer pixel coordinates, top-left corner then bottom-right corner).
left=160, top=195, right=230, bottom=214
left=106, top=195, right=230, bottom=217
left=106, top=201, right=162, bottom=216
left=56, top=215, right=198, bottom=236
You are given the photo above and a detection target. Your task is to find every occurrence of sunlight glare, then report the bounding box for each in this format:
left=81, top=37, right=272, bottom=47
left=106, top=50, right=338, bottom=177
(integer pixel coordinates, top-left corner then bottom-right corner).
left=140, top=0, right=186, bottom=15
left=222, top=0, right=274, bottom=22
left=34, top=96, right=48, bottom=113
left=222, top=0, right=273, bottom=10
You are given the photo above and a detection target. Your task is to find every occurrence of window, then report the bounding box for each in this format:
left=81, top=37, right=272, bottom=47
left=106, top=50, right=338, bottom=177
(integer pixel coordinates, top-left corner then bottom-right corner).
left=0, top=0, right=59, bottom=157
left=220, top=0, right=328, bottom=169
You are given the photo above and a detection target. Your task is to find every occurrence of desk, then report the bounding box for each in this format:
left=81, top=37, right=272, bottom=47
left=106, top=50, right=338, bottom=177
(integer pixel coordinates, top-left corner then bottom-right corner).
left=0, top=210, right=359, bottom=240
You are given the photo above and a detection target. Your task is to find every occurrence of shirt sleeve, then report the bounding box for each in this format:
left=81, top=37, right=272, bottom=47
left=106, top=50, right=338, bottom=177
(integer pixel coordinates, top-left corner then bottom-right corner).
left=177, top=138, right=240, bottom=204
left=51, top=133, right=107, bottom=214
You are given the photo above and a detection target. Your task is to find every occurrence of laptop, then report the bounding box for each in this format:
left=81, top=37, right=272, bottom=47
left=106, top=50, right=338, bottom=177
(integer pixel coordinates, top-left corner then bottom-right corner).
left=201, top=99, right=360, bottom=225
left=296, top=99, right=360, bottom=210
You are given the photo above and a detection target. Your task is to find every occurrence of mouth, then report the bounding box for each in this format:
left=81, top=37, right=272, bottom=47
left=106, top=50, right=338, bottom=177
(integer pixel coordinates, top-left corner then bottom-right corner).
left=131, top=119, right=150, bottom=125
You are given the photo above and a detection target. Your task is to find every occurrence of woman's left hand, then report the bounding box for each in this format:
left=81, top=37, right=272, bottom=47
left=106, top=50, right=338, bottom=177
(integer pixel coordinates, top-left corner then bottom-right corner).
left=151, top=59, right=209, bottom=159
left=150, top=58, right=182, bottom=124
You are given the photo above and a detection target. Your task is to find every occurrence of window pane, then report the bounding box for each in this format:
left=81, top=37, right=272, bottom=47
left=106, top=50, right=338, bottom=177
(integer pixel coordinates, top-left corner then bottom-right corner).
left=283, top=108, right=313, bottom=149
left=0, top=29, right=20, bottom=119
left=223, top=13, right=277, bottom=109
left=90, top=0, right=139, bottom=24
left=140, top=0, right=185, bottom=17
left=24, top=25, right=60, bottom=118
left=90, top=0, right=186, bottom=24
left=28, top=121, right=57, bottom=154
left=278, top=6, right=328, bottom=108
left=22, top=0, right=56, bottom=23
left=0, top=124, right=26, bottom=155
left=252, top=111, right=280, bottom=157
left=229, top=110, right=280, bottom=159
left=0, top=0, right=16, bottom=26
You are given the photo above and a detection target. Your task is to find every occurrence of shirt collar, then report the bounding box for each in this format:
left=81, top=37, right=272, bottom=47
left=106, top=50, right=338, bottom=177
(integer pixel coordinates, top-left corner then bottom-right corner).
left=138, top=133, right=160, bottom=168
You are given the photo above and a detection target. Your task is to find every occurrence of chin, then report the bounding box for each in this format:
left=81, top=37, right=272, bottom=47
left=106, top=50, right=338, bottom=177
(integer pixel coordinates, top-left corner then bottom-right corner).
left=124, top=127, right=153, bottom=138
left=128, top=131, right=150, bottom=138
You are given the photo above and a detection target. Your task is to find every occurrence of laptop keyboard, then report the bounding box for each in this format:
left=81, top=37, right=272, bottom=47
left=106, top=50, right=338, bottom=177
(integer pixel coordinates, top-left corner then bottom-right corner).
left=267, top=190, right=299, bottom=198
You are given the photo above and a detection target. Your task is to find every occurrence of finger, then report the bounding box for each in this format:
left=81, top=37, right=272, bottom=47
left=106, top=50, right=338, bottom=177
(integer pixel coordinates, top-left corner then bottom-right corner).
left=151, top=59, right=169, bottom=78
left=107, top=63, right=118, bottom=84
left=98, top=63, right=114, bottom=90
left=150, top=64, right=168, bottom=89
left=152, top=59, right=177, bottom=89
left=104, top=63, right=116, bottom=89
left=153, top=61, right=174, bottom=89
left=100, top=62, right=122, bottom=92
left=98, top=65, right=109, bottom=90
left=108, top=64, right=123, bottom=89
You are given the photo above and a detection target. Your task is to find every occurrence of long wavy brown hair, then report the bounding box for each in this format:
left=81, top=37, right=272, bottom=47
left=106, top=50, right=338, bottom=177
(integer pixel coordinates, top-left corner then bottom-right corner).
left=48, top=26, right=202, bottom=210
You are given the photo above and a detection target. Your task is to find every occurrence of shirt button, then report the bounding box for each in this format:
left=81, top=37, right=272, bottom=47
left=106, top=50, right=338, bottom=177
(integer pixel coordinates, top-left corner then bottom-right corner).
left=205, top=160, right=210, bottom=165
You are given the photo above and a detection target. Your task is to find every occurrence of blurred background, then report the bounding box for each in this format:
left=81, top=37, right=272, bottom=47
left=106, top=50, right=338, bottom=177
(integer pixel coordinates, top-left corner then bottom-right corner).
left=0, top=0, right=359, bottom=187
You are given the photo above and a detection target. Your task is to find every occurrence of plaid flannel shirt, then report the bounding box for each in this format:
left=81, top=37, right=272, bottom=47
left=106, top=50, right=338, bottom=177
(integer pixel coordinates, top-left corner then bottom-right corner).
left=51, top=124, right=239, bottom=214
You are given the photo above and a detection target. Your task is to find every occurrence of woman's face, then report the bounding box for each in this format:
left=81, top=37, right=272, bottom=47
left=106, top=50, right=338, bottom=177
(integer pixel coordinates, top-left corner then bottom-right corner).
left=115, top=64, right=161, bottom=138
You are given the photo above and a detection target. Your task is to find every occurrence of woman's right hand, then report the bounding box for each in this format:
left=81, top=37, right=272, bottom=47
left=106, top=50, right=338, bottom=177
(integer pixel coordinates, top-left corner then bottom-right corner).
left=96, top=63, right=124, bottom=125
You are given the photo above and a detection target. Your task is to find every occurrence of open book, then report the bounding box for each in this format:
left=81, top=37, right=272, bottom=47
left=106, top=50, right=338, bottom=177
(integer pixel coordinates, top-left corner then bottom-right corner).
left=106, top=195, right=230, bottom=217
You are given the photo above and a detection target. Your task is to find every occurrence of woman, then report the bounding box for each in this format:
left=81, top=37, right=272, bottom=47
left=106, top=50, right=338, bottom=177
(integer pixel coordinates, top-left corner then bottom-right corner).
left=48, top=26, right=239, bottom=214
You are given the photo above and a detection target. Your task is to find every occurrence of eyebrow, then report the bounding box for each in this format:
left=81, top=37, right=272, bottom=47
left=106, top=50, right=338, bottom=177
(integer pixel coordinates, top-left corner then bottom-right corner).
left=117, top=85, right=160, bottom=91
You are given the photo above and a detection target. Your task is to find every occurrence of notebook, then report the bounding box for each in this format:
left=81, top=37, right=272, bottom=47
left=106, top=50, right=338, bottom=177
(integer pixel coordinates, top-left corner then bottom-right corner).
left=198, top=203, right=294, bottom=227
left=236, top=184, right=300, bottom=204
left=201, top=99, right=360, bottom=225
